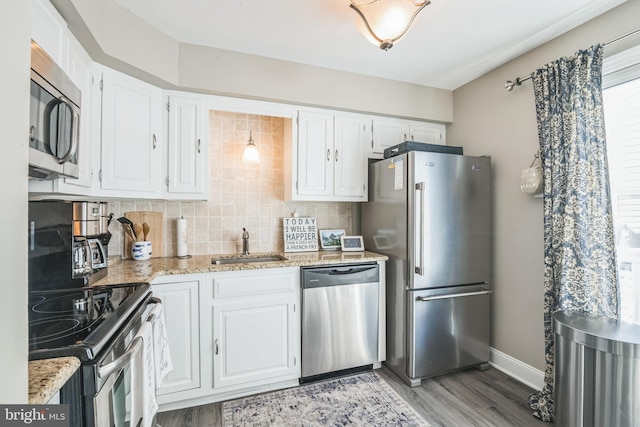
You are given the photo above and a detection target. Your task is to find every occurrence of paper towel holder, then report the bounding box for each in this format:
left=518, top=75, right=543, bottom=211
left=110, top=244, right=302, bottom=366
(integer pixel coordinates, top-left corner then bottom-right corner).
left=174, top=216, right=192, bottom=259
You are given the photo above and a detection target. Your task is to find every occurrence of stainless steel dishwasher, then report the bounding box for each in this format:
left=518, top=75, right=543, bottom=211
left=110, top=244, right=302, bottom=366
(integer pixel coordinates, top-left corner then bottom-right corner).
left=301, top=263, right=379, bottom=381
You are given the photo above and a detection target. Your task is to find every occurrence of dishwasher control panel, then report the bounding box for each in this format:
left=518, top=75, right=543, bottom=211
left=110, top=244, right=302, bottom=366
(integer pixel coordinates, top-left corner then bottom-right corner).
left=301, top=263, right=379, bottom=289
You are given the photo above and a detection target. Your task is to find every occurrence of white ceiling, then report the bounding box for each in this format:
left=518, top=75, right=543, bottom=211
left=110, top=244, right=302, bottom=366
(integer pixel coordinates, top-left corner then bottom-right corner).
left=110, top=0, right=625, bottom=90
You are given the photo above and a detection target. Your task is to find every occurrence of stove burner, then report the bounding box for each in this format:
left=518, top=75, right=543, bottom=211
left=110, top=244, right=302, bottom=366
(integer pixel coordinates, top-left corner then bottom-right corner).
left=28, top=283, right=151, bottom=362
left=29, top=318, right=83, bottom=343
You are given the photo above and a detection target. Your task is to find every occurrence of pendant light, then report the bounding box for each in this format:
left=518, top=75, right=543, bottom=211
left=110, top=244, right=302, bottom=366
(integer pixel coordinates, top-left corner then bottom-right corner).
left=350, top=0, right=430, bottom=51
left=242, top=131, right=260, bottom=164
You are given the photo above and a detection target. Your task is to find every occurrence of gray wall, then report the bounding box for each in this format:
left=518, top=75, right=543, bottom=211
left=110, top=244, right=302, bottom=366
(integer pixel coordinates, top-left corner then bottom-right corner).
left=448, top=0, right=640, bottom=370
left=53, top=0, right=453, bottom=123
left=0, top=2, right=30, bottom=402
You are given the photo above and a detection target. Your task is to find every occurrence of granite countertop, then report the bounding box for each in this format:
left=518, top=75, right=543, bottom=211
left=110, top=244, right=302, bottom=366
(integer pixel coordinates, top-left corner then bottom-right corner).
left=29, top=357, right=81, bottom=404
left=95, top=251, right=388, bottom=286
left=30, top=251, right=386, bottom=402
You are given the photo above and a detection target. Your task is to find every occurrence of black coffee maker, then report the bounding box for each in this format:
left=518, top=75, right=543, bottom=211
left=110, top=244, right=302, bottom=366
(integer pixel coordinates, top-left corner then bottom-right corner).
left=28, top=200, right=112, bottom=291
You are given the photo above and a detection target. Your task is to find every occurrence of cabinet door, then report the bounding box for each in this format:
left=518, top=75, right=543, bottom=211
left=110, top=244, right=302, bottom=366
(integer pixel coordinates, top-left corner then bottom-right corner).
left=296, top=111, right=333, bottom=197
left=58, top=36, right=93, bottom=191
left=212, top=295, right=298, bottom=389
left=409, top=122, right=446, bottom=145
left=167, top=95, right=206, bottom=196
left=334, top=115, right=367, bottom=199
left=372, top=119, right=409, bottom=154
left=99, top=67, right=162, bottom=194
left=31, top=0, right=68, bottom=69
left=152, top=281, right=201, bottom=395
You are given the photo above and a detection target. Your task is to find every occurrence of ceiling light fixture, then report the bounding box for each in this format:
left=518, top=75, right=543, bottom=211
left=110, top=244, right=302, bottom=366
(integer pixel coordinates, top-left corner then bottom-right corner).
left=242, top=131, right=260, bottom=164
left=350, top=0, right=430, bottom=51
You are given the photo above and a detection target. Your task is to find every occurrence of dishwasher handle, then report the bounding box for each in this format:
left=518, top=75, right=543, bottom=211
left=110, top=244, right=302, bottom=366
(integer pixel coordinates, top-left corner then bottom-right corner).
left=416, top=290, right=490, bottom=302
left=302, top=264, right=379, bottom=288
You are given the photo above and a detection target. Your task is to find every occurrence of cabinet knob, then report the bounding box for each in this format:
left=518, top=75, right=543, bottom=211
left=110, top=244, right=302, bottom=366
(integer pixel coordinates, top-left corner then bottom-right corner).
left=214, top=338, right=219, bottom=355
left=197, top=139, right=201, bottom=154
left=335, top=149, right=339, bottom=162
left=326, top=149, right=331, bottom=162
left=152, top=134, right=157, bottom=150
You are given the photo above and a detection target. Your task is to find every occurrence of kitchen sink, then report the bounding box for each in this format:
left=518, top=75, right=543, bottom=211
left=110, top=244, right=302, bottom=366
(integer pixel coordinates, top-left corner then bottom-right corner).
left=211, top=254, right=288, bottom=265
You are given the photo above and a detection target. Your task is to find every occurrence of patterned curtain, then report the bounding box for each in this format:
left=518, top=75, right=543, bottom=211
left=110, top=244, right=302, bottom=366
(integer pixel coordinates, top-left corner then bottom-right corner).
left=527, top=44, right=620, bottom=422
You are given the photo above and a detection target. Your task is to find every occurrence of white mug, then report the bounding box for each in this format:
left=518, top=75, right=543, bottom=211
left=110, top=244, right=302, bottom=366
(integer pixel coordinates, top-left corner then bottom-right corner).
left=132, top=241, right=152, bottom=261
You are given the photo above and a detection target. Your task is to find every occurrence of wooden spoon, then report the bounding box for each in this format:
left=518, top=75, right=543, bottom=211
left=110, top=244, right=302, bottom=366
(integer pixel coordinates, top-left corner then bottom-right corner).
left=133, top=223, right=144, bottom=242
left=142, top=222, right=150, bottom=241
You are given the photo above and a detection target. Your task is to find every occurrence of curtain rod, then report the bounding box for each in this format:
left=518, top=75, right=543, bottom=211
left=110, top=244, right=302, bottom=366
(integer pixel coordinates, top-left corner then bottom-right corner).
left=504, top=26, right=640, bottom=91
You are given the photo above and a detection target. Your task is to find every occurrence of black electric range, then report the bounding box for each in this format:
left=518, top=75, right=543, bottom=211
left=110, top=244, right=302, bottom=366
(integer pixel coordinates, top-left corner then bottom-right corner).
left=28, top=283, right=152, bottom=362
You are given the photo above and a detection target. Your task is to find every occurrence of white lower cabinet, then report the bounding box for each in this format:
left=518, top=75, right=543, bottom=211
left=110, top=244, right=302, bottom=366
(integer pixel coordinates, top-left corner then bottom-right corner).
left=212, top=294, right=298, bottom=389
left=154, top=268, right=300, bottom=411
left=207, top=268, right=300, bottom=391
left=151, top=275, right=202, bottom=403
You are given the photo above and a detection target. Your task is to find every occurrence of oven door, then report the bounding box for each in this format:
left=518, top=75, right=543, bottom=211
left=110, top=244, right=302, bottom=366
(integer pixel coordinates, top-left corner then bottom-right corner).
left=93, top=329, right=144, bottom=427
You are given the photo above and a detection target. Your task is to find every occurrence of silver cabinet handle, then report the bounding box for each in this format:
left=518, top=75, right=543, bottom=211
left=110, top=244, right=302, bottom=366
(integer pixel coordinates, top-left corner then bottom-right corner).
left=197, top=138, right=201, bottom=154
left=214, top=339, right=219, bottom=355
left=152, top=134, right=157, bottom=149
left=335, top=149, right=339, bottom=162
left=415, top=182, right=425, bottom=275
left=326, top=149, right=331, bottom=161
left=404, top=133, right=407, bottom=141
left=417, top=290, right=490, bottom=302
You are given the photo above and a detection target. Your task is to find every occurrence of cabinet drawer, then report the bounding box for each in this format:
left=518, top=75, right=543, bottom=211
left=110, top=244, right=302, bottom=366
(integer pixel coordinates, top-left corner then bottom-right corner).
left=212, top=268, right=299, bottom=299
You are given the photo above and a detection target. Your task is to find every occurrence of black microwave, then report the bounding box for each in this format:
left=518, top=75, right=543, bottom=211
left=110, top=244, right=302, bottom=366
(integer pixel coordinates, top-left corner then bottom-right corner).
left=29, top=40, right=81, bottom=180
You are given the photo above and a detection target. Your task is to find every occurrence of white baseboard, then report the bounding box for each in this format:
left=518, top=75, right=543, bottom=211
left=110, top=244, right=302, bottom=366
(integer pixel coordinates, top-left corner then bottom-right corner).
left=489, top=347, right=544, bottom=391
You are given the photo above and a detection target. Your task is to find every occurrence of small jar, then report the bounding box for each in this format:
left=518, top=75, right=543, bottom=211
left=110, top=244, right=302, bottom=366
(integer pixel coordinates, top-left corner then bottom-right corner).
left=132, top=241, right=152, bottom=261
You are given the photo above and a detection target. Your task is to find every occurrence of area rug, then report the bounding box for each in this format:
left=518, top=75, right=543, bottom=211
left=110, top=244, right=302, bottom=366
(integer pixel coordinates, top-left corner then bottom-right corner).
left=222, top=372, right=430, bottom=426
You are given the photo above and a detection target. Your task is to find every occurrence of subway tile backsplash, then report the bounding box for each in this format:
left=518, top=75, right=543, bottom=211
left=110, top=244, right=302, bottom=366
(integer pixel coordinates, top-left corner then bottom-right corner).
left=107, top=111, right=352, bottom=257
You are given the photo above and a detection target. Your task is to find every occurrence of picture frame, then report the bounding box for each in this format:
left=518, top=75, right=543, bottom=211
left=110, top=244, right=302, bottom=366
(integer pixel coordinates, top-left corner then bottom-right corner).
left=283, top=217, right=318, bottom=253
left=340, top=235, right=365, bottom=252
left=319, top=229, right=345, bottom=250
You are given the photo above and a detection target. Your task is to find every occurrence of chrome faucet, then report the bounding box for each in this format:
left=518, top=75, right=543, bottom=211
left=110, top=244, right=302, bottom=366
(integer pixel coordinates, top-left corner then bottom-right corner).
left=242, top=228, right=250, bottom=255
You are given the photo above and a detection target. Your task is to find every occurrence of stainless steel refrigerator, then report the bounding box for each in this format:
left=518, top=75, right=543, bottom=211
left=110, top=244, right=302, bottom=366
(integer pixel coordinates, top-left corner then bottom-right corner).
left=361, top=151, right=491, bottom=387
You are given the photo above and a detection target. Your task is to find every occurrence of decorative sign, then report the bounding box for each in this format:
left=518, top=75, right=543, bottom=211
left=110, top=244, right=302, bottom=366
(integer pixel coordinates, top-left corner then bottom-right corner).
left=283, top=217, right=318, bottom=252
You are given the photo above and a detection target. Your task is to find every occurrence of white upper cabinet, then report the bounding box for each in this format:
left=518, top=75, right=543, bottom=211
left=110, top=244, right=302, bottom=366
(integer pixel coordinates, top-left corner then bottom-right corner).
left=370, top=118, right=446, bottom=157
left=164, top=93, right=208, bottom=199
left=59, top=36, right=94, bottom=192
left=333, top=115, right=368, bottom=199
left=295, top=111, right=334, bottom=198
left=409, top=121, right=446, bottom=145
left=287, top=110, right=368, bottom=202
left=97, top=65, right=162, bottom=196
left=31, top=0, right=68, bottom=69
left=28, top=0, right=95, bottom=196
left=371, top=118, right=409, bottom=155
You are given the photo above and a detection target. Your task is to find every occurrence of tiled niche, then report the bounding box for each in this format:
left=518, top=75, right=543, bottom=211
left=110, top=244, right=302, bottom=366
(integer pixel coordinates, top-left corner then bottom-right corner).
left=107, top=111, right=352, bottom=257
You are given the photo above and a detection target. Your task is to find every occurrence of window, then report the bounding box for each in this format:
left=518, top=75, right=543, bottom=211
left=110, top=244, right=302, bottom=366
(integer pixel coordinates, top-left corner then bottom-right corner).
left=603, top=45, right=640, bottom=324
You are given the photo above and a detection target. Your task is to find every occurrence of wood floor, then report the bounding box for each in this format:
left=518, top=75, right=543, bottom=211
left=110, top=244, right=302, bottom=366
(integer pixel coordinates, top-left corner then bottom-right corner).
left=156, top=366, right=547, bottom=427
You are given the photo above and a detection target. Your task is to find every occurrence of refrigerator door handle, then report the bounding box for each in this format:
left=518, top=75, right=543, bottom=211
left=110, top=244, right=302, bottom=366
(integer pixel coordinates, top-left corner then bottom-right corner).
left=416, top=290, right=490, bottom=302
left=415, top=182, right=425, bottom=275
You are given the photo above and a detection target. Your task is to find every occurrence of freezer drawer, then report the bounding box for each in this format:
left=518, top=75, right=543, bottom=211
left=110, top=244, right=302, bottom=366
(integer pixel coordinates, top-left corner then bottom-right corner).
left=408, top=285, right=490, bottom=379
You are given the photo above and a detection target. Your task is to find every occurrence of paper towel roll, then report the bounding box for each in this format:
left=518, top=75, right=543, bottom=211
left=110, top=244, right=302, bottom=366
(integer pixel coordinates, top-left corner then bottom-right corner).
left=176, top=217, right=188, bottom=257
